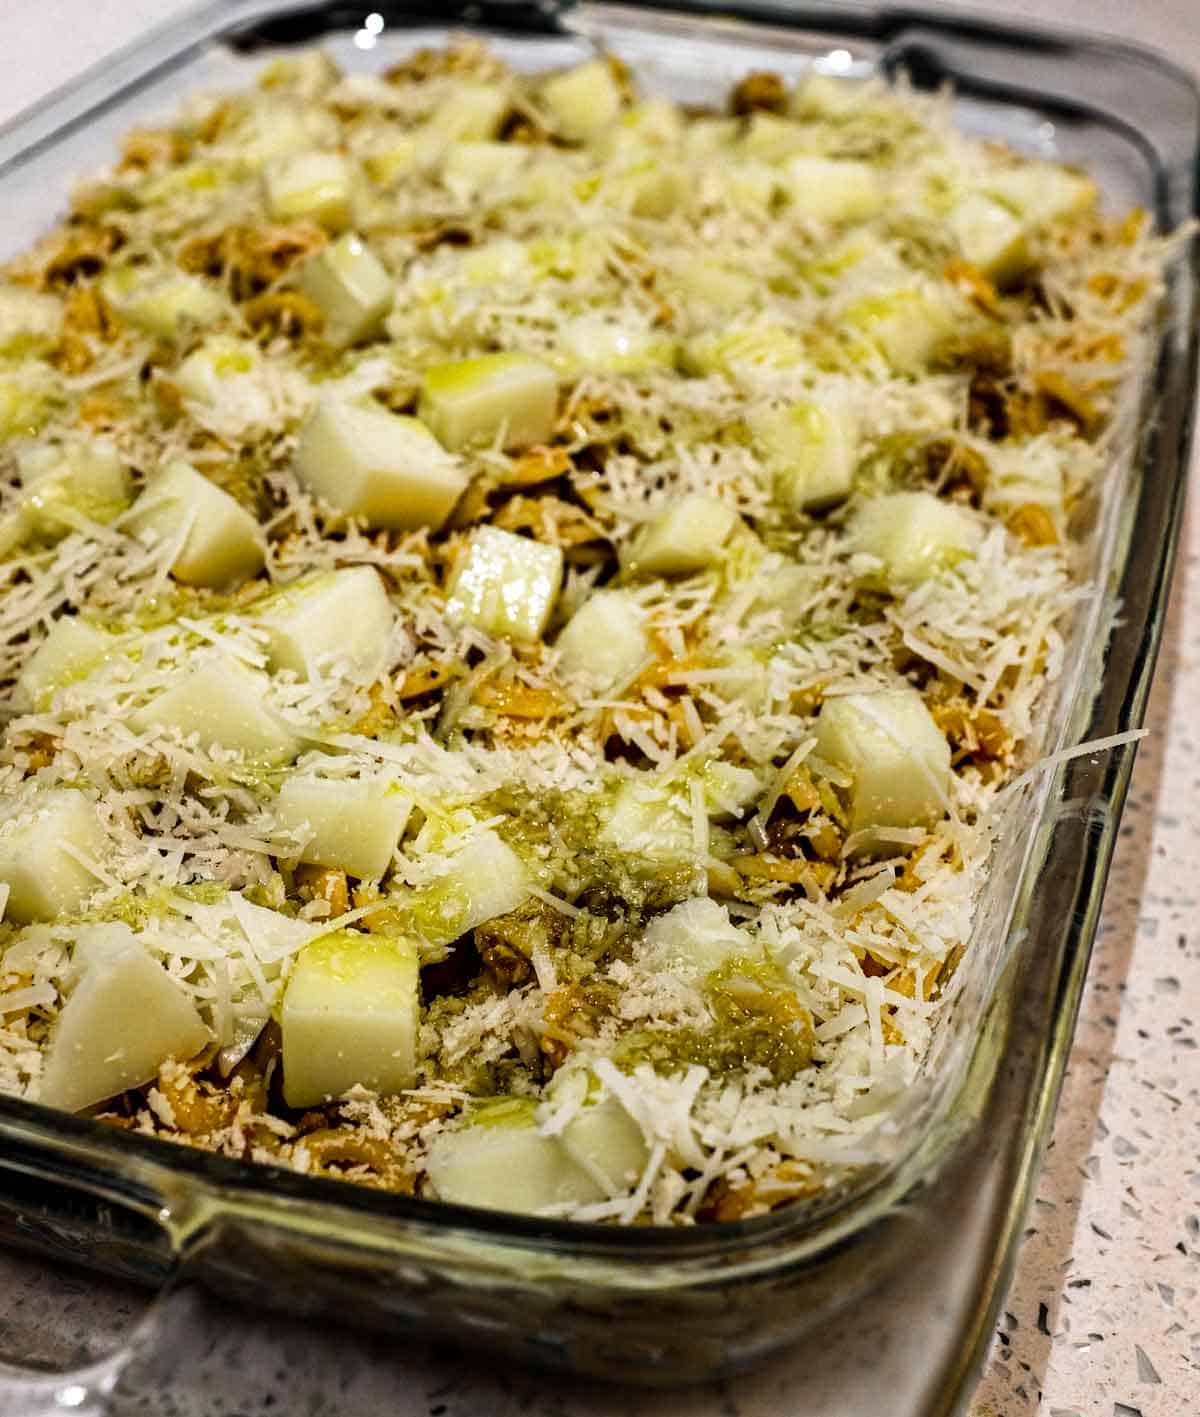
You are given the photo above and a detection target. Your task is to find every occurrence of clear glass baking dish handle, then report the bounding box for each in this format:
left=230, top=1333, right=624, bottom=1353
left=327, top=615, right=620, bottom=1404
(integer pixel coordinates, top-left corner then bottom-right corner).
left=0, top=1295, right=172, bottom=1417
left=0, top=1148, right=214, bottom=1416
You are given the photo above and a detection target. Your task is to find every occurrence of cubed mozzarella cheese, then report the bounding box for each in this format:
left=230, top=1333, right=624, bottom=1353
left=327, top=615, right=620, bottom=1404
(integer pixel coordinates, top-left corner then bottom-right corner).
left=424, top=80, right=511, bottom=144
left=642, top=896, right=753, bottom=976
left=601, top=778, right=695, bottom=867
left=853, top=490, right=980, bottom=589
left=131, top=659, right=301, bottom=762
left=555, top=590, right=649, bottom=690
left=753, top=398, right=859, bottom=513
left=540, top=60, right=623, bottom=144
left=0, top=285, right=62, bottom=355
left=419, top=352, right=557, bottom=452
left=553, top=313, right=676, bottom=377
left=263, top=150, right=354, bottom=230
left=441, top=140, right=529, bottom=200
left=739, top=111, right=809, bottom=162
left=294, top=398, right=468, bottom=531
left=0, top=790, right=107, bottom=923
left=561, top=1095, right=650, bottom=1195
left=12, top=617, right=113, bottom=713
left=0, top=370, right=54, bottom=439
left=409, top=826, right=532, bottom=946
left=275, top=777, right=411, bottom=880
left=18, top=441, right=131, bottom=538
left=361, top=132, right=420, bottom=186
left=281, top=931, right=419, bottom=1107
left=445, top=526, right=563, bottom=642
left=947, top=193, right=1030, bottom=286
left=102, top=269, right=227, bottom=341
left=298, top=232, right=394, bottom=346
left=426, top=1117, right=603, bottom=1213
left=621, top=495, right=739, bottom=577
left=815, top=688, right=951, bottom=834
left=984, top=164, right=1097, bottom=229
left=39, top=931, right=209, bottom=1112
left=128, top=460, right=264, bottom=589
left=255, top=565, right=394, bottom=680
left=782, top=156, right=884, bottom=223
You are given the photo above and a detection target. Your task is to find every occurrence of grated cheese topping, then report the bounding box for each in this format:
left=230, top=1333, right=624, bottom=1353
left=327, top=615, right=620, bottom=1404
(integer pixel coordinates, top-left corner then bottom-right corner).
left=0, top=42, right=1174, bottom=1223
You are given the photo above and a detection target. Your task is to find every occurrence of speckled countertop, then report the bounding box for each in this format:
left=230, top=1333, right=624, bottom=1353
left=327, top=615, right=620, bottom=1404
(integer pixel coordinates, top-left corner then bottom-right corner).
left=1, top=3, right=1198, bottom=1414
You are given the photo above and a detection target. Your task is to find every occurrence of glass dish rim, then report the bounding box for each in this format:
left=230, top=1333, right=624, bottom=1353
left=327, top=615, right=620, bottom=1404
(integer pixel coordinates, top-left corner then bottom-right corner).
left=0, top=0, right=1194, bottom=1290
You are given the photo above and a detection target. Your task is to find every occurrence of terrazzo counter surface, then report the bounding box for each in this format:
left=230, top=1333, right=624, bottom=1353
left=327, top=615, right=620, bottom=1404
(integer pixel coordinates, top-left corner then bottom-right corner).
left=1, top=2, right=1198, bottom=1414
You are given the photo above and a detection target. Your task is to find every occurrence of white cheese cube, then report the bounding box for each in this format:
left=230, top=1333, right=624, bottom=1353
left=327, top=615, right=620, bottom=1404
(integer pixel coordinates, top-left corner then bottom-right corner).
left=233, top=98, right=337, bottom=169
left=701, top=760, right=762, bottom=819
left=460, top=237, right=532, bottom=288
left=540, top=60, right=623, bottom=143
left=554, top=313, right=676, bottom=377
left=361, top=131, right=420, bottom=185
left=947, top=193, right=1030, bottom=286
left=739, top=111, right=810, bottom=162
left=64, top=921, right=149, bottom=987
left=426, top=1117, right=603, bottom=1214
left=409, top=826, right=532, bottom=946
left=419, top=352, right=557, bottom=452
left=561, top=1095, right=650, bottom=1196
left=783, top=156, right=884, bottom=223
left=838, top=285, right=957, bottom=374
left=555, top=590, right=649, bottom=690
left=445, top=526, right=563, bottom=642
left=642, top=897, right=753, bottom=976
left=39, top=935, right=209, bottom=1112
left=255, top=564, right=394, bottom=680
left=294, top=398, right=468, bottom=531
left=621, top=495, right=739, bottom=577
left=441, top=141, right=529, bottom=200
left=257, top=49, right=340, bottom=98
left=275, top=777, right=411, bottom=880
left=172, top=336, right=278, bottom=438
left=984, top=164, right=1097, bottom=229
left=0, top=790, right=107, bottom=923
left=0, top=370, right=54, bottom=439
left=715, top=160, right=780, bottom=218
left=815, top=688, right=951, bottom=834
left=753, top=398, right=859, bottom=512
left=281, top=930, right=419, bottom=1107
left=666, top=257, right=756, bottom=315
left=604, top=160, right=686, bottom=219
left=13, top=617, right=113, bottom=713
left=131, top=659, right=301, bottom=762
left=601, top=778, right=694, bottom=867
left=18, top=441, right=131, bottom=537
left=853, top=490, right=981, bottom=589
left=263, top=151, right=354, bottom=230
left=424, top=81, right=511, bottom=144
left=128, top=460, right=264, bottom=589
left=597, top=98, right=684, bottom=160
left=0, top=285, right=62, bottom=355
left=298, top=233, right=393, bottom=347
left=102, top=269, right=227, bottom=342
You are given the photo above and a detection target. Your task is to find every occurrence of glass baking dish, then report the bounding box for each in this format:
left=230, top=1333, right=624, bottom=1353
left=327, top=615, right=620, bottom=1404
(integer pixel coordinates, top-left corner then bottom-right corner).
left=0, top=2, right=1195, bottom=1411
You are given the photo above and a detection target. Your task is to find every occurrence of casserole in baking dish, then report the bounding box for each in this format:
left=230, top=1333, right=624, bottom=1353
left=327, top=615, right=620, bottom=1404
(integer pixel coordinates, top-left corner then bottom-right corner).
left=0, top=0, right=1194, bottom=1403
